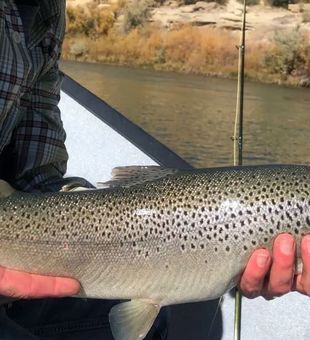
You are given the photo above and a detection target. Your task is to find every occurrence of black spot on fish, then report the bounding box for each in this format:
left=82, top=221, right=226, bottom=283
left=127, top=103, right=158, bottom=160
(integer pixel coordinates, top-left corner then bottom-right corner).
left=286, top=212, right=293, bottom=221
left=297, top=204, right=303, bottom=214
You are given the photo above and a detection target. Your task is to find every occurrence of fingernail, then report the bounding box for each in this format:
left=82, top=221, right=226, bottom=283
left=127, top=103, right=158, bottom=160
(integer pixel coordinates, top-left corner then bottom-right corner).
left=257, top=253, right=269, bottom=268
left=59, top=279, right=80, bottom=296
left=280, top=238, right=294, bottom=256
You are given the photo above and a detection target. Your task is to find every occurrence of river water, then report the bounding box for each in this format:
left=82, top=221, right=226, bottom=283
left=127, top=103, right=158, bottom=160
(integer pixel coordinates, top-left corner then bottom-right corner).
left=61, top=61, right=310, bottom=168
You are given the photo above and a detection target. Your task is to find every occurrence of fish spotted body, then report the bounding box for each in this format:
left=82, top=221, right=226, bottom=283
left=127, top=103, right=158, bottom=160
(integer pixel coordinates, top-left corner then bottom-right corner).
left=0, top=164, right=309, bottom=339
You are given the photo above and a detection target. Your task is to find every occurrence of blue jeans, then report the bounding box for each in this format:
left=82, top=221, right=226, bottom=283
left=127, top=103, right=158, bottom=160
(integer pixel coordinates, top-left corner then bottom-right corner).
left=0, top=298, right=169, bottom=339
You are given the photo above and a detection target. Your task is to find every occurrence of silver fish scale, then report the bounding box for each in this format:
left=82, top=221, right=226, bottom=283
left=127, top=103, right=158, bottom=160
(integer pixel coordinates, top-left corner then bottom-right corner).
left=0, top=165, right=310, bottom=303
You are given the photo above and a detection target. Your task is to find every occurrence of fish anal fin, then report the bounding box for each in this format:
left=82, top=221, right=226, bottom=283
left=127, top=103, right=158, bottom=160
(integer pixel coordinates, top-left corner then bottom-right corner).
left=98, top=166, right=178, bottom=189
left=109, top=299, right=161, bottom=340
left=0, top=180, right=16, bottom=198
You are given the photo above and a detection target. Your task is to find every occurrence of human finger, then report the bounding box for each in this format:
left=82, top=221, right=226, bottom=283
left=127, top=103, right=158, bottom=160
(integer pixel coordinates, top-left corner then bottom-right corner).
left=266, top=234, right=295, bottom=297
left=239, top=248, right=271, bottom=298
left=294, top=235, right=310, bottom=295
left=0, top=266, right=80, bottom=299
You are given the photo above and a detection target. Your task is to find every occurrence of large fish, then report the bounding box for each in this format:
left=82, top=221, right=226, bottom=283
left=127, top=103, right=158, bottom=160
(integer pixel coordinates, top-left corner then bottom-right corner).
left=0, top=164, right=309, bottom=339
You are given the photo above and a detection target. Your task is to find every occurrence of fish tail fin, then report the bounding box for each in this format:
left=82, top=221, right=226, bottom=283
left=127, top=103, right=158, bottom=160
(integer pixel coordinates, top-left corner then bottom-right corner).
left=109, top=299, right=161, bottom=340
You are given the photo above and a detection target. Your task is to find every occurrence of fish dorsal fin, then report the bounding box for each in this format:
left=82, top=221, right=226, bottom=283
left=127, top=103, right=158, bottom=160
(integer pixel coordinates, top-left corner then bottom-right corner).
left=98, top=166, right=178, bottom=189
left=109, top=299, right=161, bottom=340
left=0, top=180, right=16, bottom=198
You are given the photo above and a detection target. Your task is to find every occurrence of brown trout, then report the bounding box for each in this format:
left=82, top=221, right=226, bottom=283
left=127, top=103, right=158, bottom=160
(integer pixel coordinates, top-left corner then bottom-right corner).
left=0, top=164, right=309, bottom=340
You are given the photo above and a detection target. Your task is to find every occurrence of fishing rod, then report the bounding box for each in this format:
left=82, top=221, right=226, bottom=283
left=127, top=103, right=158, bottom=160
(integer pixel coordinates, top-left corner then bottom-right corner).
left=233, top=0, right=247, bottom=339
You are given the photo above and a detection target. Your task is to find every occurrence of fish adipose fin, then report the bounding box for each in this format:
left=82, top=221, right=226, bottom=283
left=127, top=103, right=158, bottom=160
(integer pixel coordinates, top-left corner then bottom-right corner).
left=60, top=183, right=93, bottom=192
left=98, top=166, right=178, bottom=189
left=109, top=299, right=161, bottom=340
left=0, top=180, right=16, bottom=198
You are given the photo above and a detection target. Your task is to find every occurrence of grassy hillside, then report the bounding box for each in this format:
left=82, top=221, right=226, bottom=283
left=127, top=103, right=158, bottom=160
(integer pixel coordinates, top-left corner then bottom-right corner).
left=63, top=0, right=310, bottom=86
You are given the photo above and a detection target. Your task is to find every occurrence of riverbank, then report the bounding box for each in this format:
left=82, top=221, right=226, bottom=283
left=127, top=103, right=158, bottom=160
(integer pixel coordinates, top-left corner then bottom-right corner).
left=62, top=0, right=310, bottom=87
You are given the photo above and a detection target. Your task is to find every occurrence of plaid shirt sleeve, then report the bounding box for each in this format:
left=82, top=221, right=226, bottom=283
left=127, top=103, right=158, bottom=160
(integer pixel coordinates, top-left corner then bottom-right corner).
left=0, top=0, right=93, bottom=192
left=12, top=60, right=70, bottom=192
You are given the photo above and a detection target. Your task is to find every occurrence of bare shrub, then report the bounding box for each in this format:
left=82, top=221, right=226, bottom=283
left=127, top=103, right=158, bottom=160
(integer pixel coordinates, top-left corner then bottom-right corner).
left=175, top=0, right=228, bottom=5
left=302, top=10, right=310, bottom=22
left=264, top=0, right=290, bottom=7
left=66, top=6, right=95, bottom=35
left=236, top=0, right=260, bottom=5
left=66, top=4, right=116, bottom=37
left=264, top=27, right=310, bottom=78
left=122, top=0, right=156, bottom=32
left=69, top=41, right=88, bottom=58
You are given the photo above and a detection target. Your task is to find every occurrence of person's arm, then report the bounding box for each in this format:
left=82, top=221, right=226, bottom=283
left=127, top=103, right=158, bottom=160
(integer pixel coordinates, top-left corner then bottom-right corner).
left=0, top=56, right=85, bottom=298
left=9, top=59, right=92, bottom=192
left=240, top=233, right=310, bottom=298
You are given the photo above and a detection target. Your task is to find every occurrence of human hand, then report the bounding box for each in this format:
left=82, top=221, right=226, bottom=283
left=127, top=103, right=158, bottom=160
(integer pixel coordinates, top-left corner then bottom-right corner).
left=0, top=266, right=80, bottom=299
left=239, top=233, right=310, bottom=299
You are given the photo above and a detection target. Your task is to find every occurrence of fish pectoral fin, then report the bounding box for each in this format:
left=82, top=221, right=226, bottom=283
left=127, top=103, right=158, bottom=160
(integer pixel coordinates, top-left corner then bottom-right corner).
left=0, top=180, right=16, bottom=198
left=109, top=299, right=161, bottom=340
left=98, top=166, right=179, bottom=189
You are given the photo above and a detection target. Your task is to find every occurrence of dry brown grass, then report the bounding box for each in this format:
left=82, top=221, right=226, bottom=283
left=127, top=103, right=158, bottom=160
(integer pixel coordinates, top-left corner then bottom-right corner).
left=63, top=6, right=310, bottom=86
left=63, top=24, right=241, bottom=75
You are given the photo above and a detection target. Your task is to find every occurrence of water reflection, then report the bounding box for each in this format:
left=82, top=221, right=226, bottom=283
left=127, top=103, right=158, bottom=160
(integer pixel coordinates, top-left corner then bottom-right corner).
left=61, top=61, right=310, bottom=168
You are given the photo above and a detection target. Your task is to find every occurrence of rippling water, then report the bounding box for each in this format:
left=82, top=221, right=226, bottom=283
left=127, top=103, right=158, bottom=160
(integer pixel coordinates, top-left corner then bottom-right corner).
left=61, top=61, right=310, bottom=168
